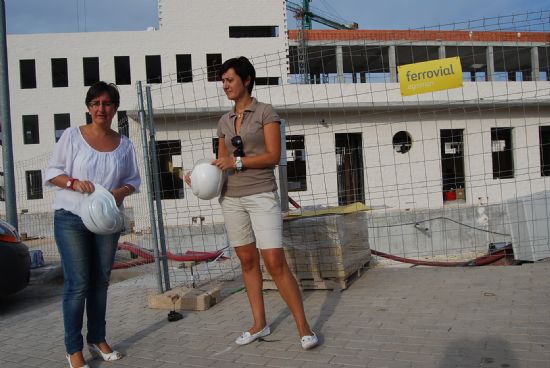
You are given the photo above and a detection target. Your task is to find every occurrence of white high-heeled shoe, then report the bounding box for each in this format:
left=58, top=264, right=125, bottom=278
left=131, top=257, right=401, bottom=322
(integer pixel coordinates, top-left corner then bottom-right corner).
left=87, top=343, right=123, bottom=361
left=65, top=353, right=90, bottom=368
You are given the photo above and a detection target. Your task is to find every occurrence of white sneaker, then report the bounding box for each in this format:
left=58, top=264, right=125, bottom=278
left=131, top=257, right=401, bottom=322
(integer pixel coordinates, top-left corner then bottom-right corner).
left=235, top=325, right=271, bottom=345
left=301, top=332, right=318, bottom=350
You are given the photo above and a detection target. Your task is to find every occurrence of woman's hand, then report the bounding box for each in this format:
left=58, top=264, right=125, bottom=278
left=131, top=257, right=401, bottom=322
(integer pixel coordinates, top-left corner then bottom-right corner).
left=110, top=185, right=134, bottom=207
left=184, top=171, right=192, bottom=187
left=72, top=179, right=94, bottom=194
left=213, top=156, right=235, bottom=171
left=111, top=189, right=125, bottom=207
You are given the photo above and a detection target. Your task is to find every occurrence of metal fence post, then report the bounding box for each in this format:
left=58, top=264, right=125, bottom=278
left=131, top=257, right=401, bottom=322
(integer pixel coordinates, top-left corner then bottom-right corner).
left=136, top=81, right=164, bottom=294
left=0, top=0, right=18, bottom=229
left=145, top=85, right=171, bottom=291
left=278, top=119, right=289, bottom=212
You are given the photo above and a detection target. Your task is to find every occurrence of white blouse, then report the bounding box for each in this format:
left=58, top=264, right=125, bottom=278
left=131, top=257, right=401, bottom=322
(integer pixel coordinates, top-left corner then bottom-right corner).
left=44, top=127, right=141, bottom=216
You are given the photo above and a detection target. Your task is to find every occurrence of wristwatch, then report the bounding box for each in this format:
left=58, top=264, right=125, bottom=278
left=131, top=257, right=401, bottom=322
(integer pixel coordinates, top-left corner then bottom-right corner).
left=66, top=178, right=77, bottom=190
left=235, top=157, right=243, bottom=172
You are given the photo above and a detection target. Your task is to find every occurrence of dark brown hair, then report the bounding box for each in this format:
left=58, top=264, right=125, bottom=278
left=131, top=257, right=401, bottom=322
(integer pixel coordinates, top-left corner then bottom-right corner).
left=220, top=56, right=256, bottom=94
left=85, top=81, right=120, bottom=108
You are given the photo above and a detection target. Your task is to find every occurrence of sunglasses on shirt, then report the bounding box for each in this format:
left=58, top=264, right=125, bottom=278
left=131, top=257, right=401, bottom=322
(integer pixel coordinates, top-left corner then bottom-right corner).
left=231, top=135, right=245, bottom=157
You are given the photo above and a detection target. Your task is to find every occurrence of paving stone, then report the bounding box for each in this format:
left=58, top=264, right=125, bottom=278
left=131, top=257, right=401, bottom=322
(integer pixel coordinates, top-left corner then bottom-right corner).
left=266, top=357, right=306, bottom=367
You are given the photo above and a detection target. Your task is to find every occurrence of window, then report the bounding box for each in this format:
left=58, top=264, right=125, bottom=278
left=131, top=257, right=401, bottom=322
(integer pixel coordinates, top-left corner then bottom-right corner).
left=176, top=54, right=192, bottom=83
left=392, top=131, right=412, bottom=154
left=114, top=56, right=131, bottom=85
left=22, top=115, right=39, bottom=144
left=85, top=112, right=92, bottom=125
left=540, top=126, right=550, bottom=176
left=491, top=127, right=514, bottom=179
left=440, top=129, right=465, bottom=197
left=286, top=135, right=307, bottom=191
left=83, top=57, right=100, bottom=86
left=206, top=54, right=222, bottom=82
left=229, top=26, right=279, bottom=38
left=51, top=58, right=68, bottom=87
left=20, top=59, right=37, bottom=89
left=154, top=140, right=184, bottom=199
left=256, top=77, right=280, bottom=86
left=335, top=133, right=365, bottom=205
left=54, top=113, right=70, bottom=142
left=146, top=55, right=162, bottom=83
left=212, top=137, right=219, bottom=159
left=25, top=170, right=43, bottom=200
left=118, top=111, right=129, bottom=137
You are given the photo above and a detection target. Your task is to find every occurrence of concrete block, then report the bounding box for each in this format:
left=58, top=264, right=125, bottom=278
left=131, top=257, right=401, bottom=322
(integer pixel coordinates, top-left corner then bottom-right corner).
left=148, top=285, right=221, bottom=311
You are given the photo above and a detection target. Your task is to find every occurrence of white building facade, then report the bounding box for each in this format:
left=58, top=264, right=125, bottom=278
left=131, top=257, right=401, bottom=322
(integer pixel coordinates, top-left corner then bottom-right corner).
left=4, top=0, right=550, bottom=232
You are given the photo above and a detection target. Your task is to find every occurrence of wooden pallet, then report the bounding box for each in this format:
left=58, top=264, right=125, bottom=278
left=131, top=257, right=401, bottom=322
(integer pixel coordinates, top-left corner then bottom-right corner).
left=262, top=212, right=371, bottom=290
left=263, top=260, right=370, bottom=291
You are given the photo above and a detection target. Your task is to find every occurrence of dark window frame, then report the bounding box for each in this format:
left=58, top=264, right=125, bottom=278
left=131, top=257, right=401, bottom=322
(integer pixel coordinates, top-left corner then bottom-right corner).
left=145, top=55, right=162, bottom=84
left=540, top=126, right=550, bottom=176
left=212, top=137, right=219, bottom=159
left=491, top=127, right=514, bottom=179
left=83, top=57, right=100, bottom=86
left=286, top=135, right=307, bottom=192
left=22, top=115, right=40, bottom=144
left=392, top=131, right=412, bottom=154
left=20, top=59, right=37, bottom=89
left=114, top=56, right=132, bottom=85
left=51, top=58, right=68, bottom=88
left=153, top=140, right=184, bottom=200
left=25, top=170, right=43, bottom=200
left=176, top=54, right=193, bottom=83
left=206, top=53, right=222, bottom=82
left=229, top=26, right=279, bottom=38
left=256, top=77, right=280, bottom=86
left=54, top=113, right=71, bottom=142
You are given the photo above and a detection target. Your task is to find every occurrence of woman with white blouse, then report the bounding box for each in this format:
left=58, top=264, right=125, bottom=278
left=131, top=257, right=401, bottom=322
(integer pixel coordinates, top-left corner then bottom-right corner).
left=44, top=82, right=141, bottom=368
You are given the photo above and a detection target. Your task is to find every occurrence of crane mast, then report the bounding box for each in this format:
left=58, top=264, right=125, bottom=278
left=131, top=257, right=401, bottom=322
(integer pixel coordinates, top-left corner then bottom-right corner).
left=286, top=1, right=358, bottom=83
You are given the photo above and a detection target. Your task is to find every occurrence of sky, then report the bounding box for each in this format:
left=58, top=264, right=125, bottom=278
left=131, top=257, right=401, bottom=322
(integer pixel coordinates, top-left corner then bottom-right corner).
left=5, top=0, right=549, bottom=35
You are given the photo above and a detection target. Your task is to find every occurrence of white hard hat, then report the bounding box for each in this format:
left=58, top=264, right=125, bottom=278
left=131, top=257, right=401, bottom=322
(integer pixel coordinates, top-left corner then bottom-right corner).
left=190, top=159, right=224, bottom=200
left=80, top=184, right=124, bottom=235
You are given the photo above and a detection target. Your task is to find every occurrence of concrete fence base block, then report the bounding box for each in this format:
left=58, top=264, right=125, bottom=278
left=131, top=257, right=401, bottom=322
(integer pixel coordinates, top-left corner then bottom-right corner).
left=147, top=285, right=221, bottom=311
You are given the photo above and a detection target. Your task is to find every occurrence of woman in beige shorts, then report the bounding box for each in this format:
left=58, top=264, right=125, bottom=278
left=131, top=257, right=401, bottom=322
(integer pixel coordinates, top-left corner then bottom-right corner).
left=188, top=56, right=317, bottom=350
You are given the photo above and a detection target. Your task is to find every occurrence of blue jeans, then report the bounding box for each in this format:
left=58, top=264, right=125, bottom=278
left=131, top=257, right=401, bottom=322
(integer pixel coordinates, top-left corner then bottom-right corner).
left=54, top=209, right=120, bottom=354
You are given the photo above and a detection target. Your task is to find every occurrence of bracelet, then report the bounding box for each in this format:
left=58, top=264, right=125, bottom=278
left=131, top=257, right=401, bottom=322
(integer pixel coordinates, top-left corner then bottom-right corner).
left=67, top=178, right=78, bottom=191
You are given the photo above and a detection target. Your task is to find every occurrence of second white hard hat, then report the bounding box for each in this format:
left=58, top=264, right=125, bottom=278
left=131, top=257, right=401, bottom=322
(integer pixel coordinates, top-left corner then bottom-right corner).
left=80, top=184, right=124, bottom=235
left=190, top=159, right=225, bottom=200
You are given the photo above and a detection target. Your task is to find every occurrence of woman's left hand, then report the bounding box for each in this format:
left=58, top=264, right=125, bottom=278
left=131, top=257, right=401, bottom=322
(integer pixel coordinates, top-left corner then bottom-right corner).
left=110, top=187, right=131, bottom=206
left=213, top=157, right=235, bottom=171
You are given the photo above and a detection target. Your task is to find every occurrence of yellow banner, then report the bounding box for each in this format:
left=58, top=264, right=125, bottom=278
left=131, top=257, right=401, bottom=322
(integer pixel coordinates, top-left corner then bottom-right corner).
left=398, top=56, right=463, bottom=96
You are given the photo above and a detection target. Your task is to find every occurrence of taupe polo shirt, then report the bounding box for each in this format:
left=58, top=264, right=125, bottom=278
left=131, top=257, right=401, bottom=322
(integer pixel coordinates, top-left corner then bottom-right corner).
left=217, top=98, right=281, bottom=197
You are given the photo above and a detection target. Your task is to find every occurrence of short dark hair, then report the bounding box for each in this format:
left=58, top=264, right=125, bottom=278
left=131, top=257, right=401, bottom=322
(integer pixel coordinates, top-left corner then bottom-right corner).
left=220, top=56, right=256, bottom=94
left=85, top=81, right=120, bottom=109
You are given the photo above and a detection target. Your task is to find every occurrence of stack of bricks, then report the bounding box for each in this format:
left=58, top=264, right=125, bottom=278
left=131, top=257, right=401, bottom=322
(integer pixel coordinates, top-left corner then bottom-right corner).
left=261, top=212, right=371, bottom=290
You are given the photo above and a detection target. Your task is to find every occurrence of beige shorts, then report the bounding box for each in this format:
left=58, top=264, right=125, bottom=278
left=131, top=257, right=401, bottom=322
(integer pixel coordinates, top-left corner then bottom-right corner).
left=219, top=191, right=283, bottom=249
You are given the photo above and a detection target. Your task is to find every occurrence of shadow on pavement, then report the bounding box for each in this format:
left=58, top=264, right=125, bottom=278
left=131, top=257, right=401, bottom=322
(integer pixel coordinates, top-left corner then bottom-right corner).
left=114, top=319, right=171, bottom=355
left=263, top=287, right=342, bottom=346
left=438, top=337, right=517, bottom=368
